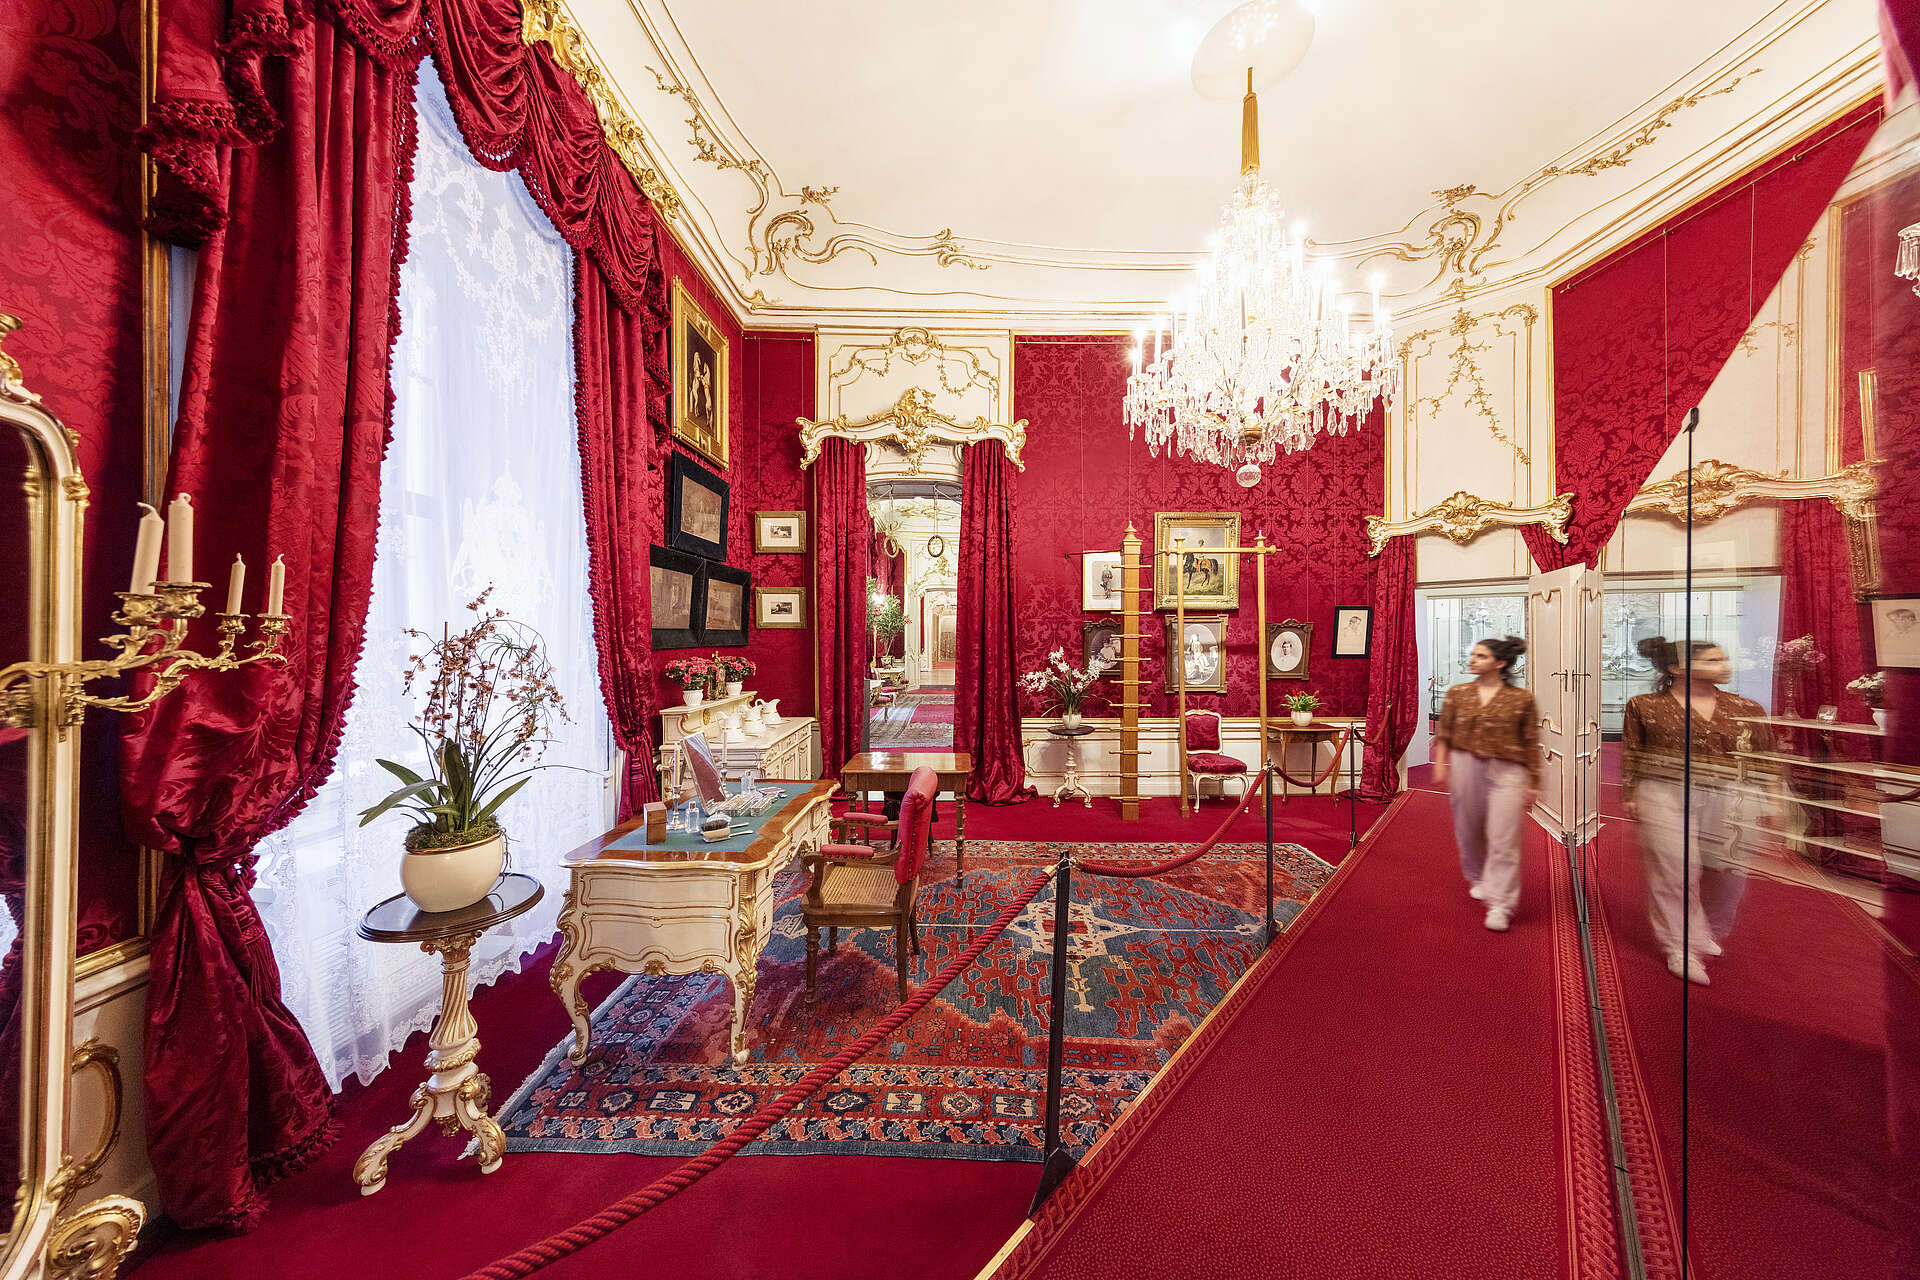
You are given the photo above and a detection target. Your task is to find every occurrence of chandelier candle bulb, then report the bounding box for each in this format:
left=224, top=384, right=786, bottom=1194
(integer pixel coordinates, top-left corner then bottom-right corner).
left=224, top=555, right=245, bottom=615
left=266, top=553, right=286, bottom=615
left=165, top=492, right=193, bottom=584
left=129, top=502, right=163, bottom=596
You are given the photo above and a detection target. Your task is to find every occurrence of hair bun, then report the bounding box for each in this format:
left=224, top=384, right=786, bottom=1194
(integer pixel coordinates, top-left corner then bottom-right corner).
left=1503, top=635, right=1527, bottom=657
left=1638, top=635, right=1673, bottom=664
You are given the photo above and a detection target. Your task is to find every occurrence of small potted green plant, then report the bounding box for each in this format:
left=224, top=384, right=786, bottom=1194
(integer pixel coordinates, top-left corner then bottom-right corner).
left=1284, top=690, right=1322, bottom=727
left=359, top=590, right=570, bottom=913
left=664, top=656, right=716, bottom=707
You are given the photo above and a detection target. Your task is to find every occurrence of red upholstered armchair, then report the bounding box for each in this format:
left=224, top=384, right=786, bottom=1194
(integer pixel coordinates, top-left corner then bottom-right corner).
left=1184, top=709, right=1249, bottom=807
left=802, top=766, right=937, bottom=1001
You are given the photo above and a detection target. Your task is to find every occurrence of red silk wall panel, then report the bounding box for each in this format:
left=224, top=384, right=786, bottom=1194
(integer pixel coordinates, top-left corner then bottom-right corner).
left=1011, top=335, right=1382, bottom=721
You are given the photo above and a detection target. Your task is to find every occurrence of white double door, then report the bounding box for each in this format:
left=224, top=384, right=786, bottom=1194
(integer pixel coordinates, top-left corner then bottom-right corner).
left=1527, top=562, right=1604, bottom=843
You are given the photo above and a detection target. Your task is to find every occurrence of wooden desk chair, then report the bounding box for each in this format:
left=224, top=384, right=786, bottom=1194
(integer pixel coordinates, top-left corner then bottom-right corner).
left=1184, top=708, right=1249, bottom=807
left=803, top=766, right=937, bottom=1002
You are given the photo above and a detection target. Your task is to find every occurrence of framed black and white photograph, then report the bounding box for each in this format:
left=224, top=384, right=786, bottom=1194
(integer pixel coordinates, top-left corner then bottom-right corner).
left=1331, top=606, right=1373, bottom=659
left=1083, top=550, right=1123, bottom=611
left=753, top=510, right=806, bottom=554
left=671, top=279, right=729, bottom=467
left=1153, top=512, right=1240, bottom=610
left=1083, top=620, right=1123, bottom=674
left=1873, top=597, right=1920, bottom=668
left=667, top=451, right=730, bottom=560
left=1265, top=618, right=1313, bottom=681
left=1164, top=615, right=1228, bottom=694
left=649, top=544, right=706, bottom=650
left=700, top=562, right=750, bottom=646
left=754, top=585, right=807, bottom=629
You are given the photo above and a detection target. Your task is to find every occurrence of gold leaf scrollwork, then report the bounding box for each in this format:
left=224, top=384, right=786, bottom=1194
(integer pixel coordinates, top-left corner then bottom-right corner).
left=1625, top=458, right=1877, bottom=524
left=1398, top=304, right=1538, bottom=462
left=0, top=311, right=43, bottom=407
left=1365, top=491, right=1574, bottom=557
left=46, top=1196, right=145, bottom=1280
left=798, top=386, right=1027, bottom=474
left=829, top=327, right=1001, bottom=398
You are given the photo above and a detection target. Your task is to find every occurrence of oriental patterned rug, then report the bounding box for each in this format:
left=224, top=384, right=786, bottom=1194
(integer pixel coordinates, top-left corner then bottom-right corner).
left=866, top=691, right=955, bottom=748
left=497, top=838, right=1333, bottom=1162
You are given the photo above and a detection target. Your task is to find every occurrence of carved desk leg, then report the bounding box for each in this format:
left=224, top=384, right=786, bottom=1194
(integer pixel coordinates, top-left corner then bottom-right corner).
left=353, top=929, right=505, bottom=1194
left=551, top=885, right=597, bottom=1064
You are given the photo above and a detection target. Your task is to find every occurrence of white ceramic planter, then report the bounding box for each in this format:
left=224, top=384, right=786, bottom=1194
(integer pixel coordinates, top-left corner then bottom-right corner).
left=1291, top=710, right=1314, bottom=726
left=1061, top=710, right=1083, bottom=731
left=682, top=688, right=704, bottom=708
left=401, top=831, right=506, bottom=914
left=1875, top=708, right=1889, bottom=730
left=725, top=681, right=744, bottom=697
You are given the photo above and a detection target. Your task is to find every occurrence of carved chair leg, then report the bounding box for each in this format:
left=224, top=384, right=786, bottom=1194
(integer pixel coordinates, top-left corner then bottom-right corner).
left=829, top=926, right=838, bottom=952
left=805, top=926, right=819, bottom=1004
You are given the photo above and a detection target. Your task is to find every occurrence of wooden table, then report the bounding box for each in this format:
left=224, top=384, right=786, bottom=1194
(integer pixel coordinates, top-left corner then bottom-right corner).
left=1265, top=720, right=1346, bottom=803
left=550, top=780, right=835, bottom=1066
left=839, top=751, right=973, bottom=876
left=351, top=872, right=545, bottom=1194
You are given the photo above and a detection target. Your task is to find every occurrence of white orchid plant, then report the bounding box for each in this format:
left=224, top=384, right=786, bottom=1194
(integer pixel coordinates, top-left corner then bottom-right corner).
left=1020, top=647, right=1113, bottom=717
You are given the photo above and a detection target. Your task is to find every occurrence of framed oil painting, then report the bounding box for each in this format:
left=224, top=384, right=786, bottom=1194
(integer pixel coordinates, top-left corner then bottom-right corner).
left=1164, top=614, right=1228, bottom=694
left=1083, top=620, right=1123, bottom=674
left=1083, top=550, right=1123, bottom=611
left=755, top=585, right=807, bottom=629
left=1265, top=618, right=1313, bottom=681
left=649, top=544, right=705, bottom=650
left=1331, top=606, right=1373, bottom=659
left=667, top=451, right=730, bottom=561
left=1154, top=512, right=1240, bottom=610
left=701, top=562, right=750, bottom=646
left=671, top=279, right=729, bottom=467
left=754, top=510, right=806, bottom=554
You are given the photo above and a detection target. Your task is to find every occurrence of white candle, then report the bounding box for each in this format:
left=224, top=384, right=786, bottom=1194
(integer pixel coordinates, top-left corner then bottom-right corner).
left=129, top=503, right=163, bottom=595
left=265, top=554, right=286, bottom=615
left=166, top=493, right=194, bottom=584
left=225, top=554, right=246, bottom=614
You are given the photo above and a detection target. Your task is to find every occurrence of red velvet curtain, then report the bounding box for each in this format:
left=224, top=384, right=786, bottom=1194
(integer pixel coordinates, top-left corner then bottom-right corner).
left=814, top=438, right=871, bottom=774
left=127, top=1, right=426, bottom=1232
left=1359, top=536, right=1418, bottom=799
left=956, top=442, right=1032, bottom=803
left=1523, top=104, right=1880, bottom=571
left=1775, top=499, right=1870, bottom=725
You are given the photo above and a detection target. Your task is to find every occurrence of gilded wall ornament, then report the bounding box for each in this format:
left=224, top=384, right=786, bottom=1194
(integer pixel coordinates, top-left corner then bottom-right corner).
left=1366, top=490, right=1574, bottom=557
left=798, top=386, right=1026, bottom=474
left=1625, top=458, right=1877, bottom=524
left=827, top=327, right=1001, bottom=399
left=1399, top=304, right=1538, bottom=463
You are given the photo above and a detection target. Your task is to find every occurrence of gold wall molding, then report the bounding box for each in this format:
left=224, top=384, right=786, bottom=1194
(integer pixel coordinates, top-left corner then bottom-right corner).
left=1367, top=490, right=1573, bottom=557
left=1398, top=304, right=1537, bottom=463
left=521, top=0, right=684, bottom=218
left=1625, top=456, right=1876, bottom=523
left=826, top=327, right=999, bottom=399
left=798, top=386, right=1026, bottom=474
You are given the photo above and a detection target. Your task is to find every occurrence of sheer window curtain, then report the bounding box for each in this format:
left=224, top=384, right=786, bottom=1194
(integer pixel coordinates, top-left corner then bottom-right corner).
left=253, top=64, right=614, bottom=1090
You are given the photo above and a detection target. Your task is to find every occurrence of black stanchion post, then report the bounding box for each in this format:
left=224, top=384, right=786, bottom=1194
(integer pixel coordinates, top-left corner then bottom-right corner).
left=1264, top=767, right=1276, bottom=946
left=1030, top=855, right=1079, bottom=1212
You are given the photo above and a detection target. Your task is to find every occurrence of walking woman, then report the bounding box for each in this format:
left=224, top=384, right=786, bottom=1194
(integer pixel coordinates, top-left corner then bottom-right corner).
left=1621, top=637, right=1768, bottom=985
left=1431, top=637, right=1541, bottom=932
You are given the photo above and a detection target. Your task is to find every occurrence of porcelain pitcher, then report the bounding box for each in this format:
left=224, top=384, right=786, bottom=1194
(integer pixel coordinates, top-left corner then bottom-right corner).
left=754, top=697, right=783, bottom=726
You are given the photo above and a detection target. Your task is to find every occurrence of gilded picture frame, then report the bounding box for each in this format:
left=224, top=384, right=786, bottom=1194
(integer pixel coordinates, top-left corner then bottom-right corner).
left=1265, top=619, right=1313, bottom=681
left=754, top=585, right=808, bottom=629
left=1153, top=512, right=1240, bottom=610
left=671, top=279, right=729, bottom=468
left=1164, top=614, right=1229, bottom=694
left=753, top=510, right=806, bottom=554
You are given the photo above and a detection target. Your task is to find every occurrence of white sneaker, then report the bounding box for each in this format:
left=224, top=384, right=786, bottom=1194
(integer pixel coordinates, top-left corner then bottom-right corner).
left=1483, top=907, right=1511, bottom=932
left=1468, top=881, right=1487, bottom=902
left=1665, top=952, right=1710, bottom=985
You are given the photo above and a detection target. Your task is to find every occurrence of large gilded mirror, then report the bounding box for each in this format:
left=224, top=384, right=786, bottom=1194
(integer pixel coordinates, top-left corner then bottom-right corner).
left=0, top=324, right=143, bottom=1279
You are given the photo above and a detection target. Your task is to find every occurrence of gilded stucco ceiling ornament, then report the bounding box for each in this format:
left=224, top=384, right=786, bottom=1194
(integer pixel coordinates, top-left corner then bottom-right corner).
left=798, top=386, right=1026, bottom=474
left=520, top=1, right=683, bottom=217
left=646, top=67, right=989, bottom=280
left=1626, top=457, right=1877, bottom=524
left=1398, top=304, right=1537, bottom=462
left=1327, top=67, right=1756, bottom=299
left=829, top=327, right=1000, bottom=398
left=1365, top=490, right=1573, bottom=557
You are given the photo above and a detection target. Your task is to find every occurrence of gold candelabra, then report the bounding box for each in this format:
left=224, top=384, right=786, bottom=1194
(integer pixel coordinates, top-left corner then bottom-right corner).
left=1, top=581, right=290, bottom=735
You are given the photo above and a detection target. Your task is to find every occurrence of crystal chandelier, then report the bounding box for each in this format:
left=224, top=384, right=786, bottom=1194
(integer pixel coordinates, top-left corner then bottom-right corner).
left=1125, top=69, right=1397, bottom=487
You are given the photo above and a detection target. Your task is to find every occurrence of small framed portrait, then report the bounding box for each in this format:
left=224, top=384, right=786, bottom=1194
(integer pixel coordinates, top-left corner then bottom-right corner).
left=926, top=534, right=947, bottom=559
left=700, top=562, right=750, bottom=646
left=667, top=451, right=730, bottom=561
left=1873, top=597, right=1920, bottom=668
left=1083, top=620, right=1123, bottom=674
left=1164, top=614, right=1229, bottom=694
left=1331, top=606, right=1373, bottom=659
left=1265, top=618, right=1313, bottom=681
left=753, top=510, right=806, bottom=554
left=671, top=279, right=729, bottom=468
left=649, top=544, right=705, bottom=650
left=754, top=585, right=807, bottom=629
left=1083, top=550, right=1123, bottom=611
left=1154, top=512, right=1240, bottom=610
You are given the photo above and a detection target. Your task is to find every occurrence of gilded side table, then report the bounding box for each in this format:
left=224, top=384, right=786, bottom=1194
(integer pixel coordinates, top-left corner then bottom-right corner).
left=350, top=872, right=544, bottom=1195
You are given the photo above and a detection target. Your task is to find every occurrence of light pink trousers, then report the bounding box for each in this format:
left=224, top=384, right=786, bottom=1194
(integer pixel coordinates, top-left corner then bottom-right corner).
left=1634, top=777, right=1746, bottom=960
left=1448, top=752, right=1528, bottom=912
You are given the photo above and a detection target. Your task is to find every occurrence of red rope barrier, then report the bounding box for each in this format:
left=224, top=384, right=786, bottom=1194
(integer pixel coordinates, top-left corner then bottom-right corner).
left=1269, top=728, right=1354, bottom=790
left=461, top=860, right=1062, bottom=1280
left=1079, top=769, right=1271, bottom=878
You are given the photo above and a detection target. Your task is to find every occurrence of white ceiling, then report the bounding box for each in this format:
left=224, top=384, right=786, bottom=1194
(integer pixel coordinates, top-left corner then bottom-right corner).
left=563, top=0, right=1883, bottom=322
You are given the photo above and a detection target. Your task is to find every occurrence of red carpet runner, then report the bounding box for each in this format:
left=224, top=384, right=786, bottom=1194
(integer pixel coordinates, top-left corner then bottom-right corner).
left=986, top=788, right=1607, bottom=1280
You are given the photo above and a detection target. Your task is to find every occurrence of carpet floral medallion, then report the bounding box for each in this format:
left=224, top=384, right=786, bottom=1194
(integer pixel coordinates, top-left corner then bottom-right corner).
left=497, top=839, right=1333, bottom=1162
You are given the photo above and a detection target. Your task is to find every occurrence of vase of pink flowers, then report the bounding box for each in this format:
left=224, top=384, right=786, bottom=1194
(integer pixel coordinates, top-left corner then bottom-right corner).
left=1776, top=634, right=1825, bottom=719
left=1020, top=647, right=1113, bottom=730
left=664, top=656, right=716, bottom=707
left=718, top=654, right=756, bottom=697
left=1848, top=670, right=1887, bottom=729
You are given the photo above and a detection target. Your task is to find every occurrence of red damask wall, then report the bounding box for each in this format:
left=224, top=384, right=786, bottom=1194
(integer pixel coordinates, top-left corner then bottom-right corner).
left=1011, top=335, right=1383, bottom=721
left=0, top=0, right=148, bottom=952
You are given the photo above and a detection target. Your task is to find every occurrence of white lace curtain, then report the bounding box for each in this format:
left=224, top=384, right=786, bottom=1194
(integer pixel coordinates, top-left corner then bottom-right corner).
left=254, top=63, right=614, bottom=1090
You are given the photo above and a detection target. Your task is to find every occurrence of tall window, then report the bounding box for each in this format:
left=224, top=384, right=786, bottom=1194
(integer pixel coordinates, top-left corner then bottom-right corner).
left=253, top=65, right=613, bottom=1089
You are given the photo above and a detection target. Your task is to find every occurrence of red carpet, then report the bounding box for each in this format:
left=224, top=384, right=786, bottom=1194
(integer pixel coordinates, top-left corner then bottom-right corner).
left=910, top=696, right=955, bottom=725
left=989, top=788, right=1603, bottom=1280
left=133, top=794, right=1386, bottom=1280
left=1587, top=817, right=1920, bottom=1279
